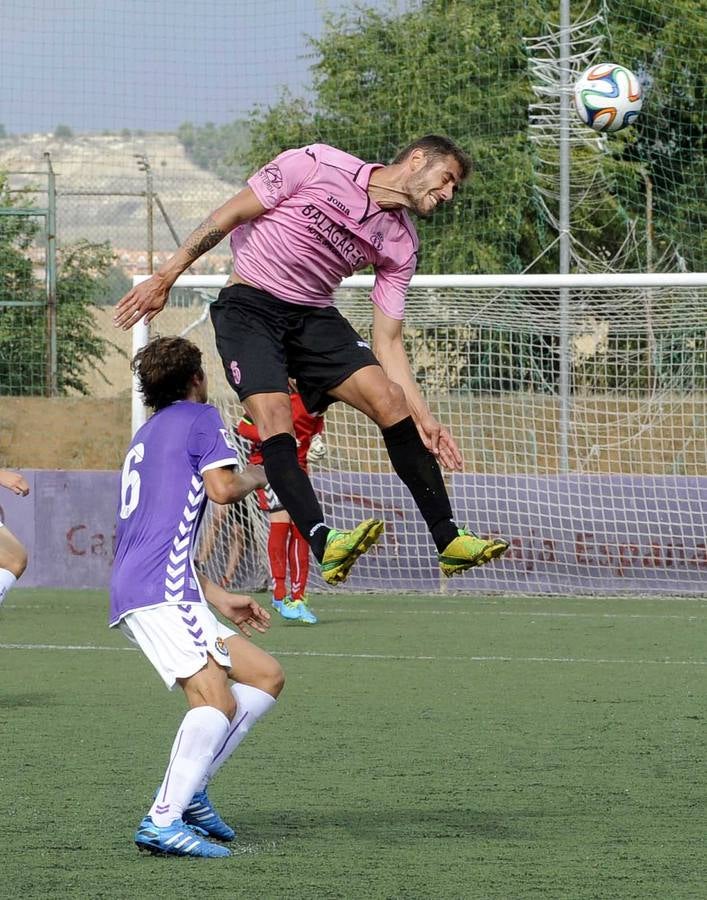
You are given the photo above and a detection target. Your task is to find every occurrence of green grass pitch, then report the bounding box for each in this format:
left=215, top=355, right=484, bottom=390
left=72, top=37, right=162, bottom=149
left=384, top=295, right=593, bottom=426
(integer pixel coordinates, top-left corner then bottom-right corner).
left=1, top=589, right=704, bottom=899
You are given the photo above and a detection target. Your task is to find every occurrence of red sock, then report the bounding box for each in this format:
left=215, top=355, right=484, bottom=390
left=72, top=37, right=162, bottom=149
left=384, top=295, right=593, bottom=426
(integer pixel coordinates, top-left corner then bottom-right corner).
left=288, top=524, right=310, bottom=600
left=268, top=522, right=290, bottom=600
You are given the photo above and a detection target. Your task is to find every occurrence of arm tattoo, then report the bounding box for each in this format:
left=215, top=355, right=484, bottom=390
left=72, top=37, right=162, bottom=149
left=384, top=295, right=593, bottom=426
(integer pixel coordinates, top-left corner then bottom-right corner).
left=183, top=215, right=226, bottom=262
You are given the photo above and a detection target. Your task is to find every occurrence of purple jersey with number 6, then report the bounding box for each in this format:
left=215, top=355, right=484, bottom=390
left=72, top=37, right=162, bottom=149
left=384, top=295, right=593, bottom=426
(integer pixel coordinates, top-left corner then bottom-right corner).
left=109, top=401, right=239, bottom=626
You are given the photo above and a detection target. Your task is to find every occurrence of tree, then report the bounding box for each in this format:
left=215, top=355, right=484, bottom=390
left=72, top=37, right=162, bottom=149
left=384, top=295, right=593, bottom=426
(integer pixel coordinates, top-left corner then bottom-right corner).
left=0, top=173, right=124, bottom=396
left=241, top=0, right=552, bottom=273
left=608, top=3, right=706, bottom=269
left=177, top=120, right=250, bottom=184
left=92, top=264, right=132, bottom=307
left=239, top=0, right=704, bottom=273
left=232, top=0, right=704, bottom=396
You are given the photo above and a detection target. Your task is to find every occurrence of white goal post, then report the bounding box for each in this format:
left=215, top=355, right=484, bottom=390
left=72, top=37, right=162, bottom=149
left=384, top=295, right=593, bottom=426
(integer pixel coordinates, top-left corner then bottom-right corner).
left=131, top=272, right=707, bottom=597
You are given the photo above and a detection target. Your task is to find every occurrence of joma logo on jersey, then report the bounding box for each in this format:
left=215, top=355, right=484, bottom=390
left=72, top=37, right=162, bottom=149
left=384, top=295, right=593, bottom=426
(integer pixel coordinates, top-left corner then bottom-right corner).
left=326, top=194, right=350, bottom=216
left=257, top=164, right=283, bottom=196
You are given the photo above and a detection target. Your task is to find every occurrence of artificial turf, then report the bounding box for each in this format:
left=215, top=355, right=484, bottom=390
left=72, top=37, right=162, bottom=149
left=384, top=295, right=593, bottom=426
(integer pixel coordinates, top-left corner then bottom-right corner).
left=1, top=589, right=704, bottom=899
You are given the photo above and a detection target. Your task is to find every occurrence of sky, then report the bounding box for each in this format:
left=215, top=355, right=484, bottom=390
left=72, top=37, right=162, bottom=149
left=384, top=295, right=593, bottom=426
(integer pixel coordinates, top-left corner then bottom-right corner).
left=0, top=0, right=408, bottom=135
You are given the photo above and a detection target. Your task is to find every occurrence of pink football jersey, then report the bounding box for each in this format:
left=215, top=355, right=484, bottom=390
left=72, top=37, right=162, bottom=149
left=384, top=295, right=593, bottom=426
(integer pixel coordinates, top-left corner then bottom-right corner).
left=230, top=144, right=419, bottom=320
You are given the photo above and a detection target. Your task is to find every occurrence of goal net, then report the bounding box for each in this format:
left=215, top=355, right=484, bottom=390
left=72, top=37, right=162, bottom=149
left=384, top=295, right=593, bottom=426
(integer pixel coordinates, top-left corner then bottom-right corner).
left=133, top=273, right=707, bottom=597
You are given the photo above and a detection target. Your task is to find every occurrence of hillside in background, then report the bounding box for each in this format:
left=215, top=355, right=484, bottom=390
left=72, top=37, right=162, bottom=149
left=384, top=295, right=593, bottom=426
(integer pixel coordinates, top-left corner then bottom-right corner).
left=0, top=132, right=242, bottom=265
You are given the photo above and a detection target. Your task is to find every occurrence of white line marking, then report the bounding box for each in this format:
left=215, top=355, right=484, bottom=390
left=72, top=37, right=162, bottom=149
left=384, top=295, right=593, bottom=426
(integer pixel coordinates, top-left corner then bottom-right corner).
left=6, top=605, right=704, bottom=622
left=0, top=643, right=134, bottom=651
left=0, top=642, right=704, bottom=666
left=324, top=607, right=706, bottom=622
left=272, top=650, right=707, bottom=666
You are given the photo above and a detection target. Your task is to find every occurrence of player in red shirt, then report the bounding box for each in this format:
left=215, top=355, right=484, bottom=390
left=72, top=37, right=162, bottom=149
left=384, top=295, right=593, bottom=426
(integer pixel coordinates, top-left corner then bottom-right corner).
left=238, top=386, right=325, bottom=624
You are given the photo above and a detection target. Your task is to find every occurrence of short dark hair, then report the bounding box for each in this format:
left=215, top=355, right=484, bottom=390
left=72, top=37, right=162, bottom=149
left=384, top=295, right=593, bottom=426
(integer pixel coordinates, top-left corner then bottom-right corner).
left=393, top=135, right=472, bottom=180
left=132, top=335, right=203, bottom=411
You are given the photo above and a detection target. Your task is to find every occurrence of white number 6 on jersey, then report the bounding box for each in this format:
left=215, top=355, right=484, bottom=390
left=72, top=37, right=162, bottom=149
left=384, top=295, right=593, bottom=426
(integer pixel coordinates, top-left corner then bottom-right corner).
left=119, top=443, right=145, bottom=519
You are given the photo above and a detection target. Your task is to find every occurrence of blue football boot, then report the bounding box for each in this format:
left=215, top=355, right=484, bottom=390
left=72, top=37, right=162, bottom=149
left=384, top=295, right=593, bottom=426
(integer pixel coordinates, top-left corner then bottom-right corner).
left=134, top=815, right=230, bottom=857
left=271, top=596, right=286, bottom=616
left=293, top=596, right=318, bottom=624
left=184, top=790, right=236, bottom=841
left=279, top=597, right=304, bottom=620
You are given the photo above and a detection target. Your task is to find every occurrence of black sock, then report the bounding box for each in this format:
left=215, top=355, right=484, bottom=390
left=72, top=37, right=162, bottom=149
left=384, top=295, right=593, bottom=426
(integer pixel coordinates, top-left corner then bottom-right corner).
left=382, top=416, right=459, bottom=552
left=261, top=433, right=329, bottom=561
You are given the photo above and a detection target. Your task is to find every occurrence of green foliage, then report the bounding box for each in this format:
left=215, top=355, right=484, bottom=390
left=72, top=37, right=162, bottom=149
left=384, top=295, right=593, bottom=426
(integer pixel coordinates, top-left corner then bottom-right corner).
left=176, top=120, right=250, bottom=184
left=607, top=0, right=706, bottom=269
left=53, top=241, right=125, bottom=394
left=241, top=0, right=554, bottom=273
left=239, top=0, right=703, bottom=273
left=228, top=0, right=706, bottom=400
left=0, top=174, right=124, bottom=396
left=92, top=264, right=132, bottom=307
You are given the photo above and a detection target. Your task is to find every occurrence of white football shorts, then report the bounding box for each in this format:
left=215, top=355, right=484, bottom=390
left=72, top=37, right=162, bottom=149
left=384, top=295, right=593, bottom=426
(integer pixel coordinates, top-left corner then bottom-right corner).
left=119, top=602, right=237, bottom=690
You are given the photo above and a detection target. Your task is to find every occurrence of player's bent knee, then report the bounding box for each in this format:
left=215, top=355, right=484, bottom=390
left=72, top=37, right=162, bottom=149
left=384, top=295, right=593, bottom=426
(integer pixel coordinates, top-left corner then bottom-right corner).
left=0, top=531, right=28, bottom=578
left=14, top=547, right=28, bottom=578
left=267, top=660, right=286, bottom=698
left=370, top=380, right=408, bottom=427
left=2, top=552, right=27, bottom=579
left=250, top=657, right=285, bottom=699
left=245, top=395, right=293, bottom=441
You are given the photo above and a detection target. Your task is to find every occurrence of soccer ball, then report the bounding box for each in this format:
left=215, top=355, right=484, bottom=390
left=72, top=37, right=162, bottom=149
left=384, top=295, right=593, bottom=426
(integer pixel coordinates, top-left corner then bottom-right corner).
left=573, top=63, right=643, bottom=133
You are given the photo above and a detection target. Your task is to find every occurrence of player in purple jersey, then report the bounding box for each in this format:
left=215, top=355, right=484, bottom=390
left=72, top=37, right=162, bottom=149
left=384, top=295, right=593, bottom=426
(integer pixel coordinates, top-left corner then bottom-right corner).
left=111, top=336, right=285, bottom=859
left=115, top=135, right=509, bottom=584
left=0, top=470, right=29, bottom=609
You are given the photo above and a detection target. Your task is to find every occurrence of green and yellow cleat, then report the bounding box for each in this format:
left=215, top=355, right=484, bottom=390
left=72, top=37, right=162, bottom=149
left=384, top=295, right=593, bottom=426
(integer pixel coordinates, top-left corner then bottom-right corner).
left=439, top=528, right=509, bottom=577
left=320, top=518, right=384, bottom=585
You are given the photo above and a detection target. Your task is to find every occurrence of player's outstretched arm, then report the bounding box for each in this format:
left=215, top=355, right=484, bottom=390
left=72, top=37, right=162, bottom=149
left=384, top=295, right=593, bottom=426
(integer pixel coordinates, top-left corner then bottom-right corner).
left=372, top=306, right=463, bottom=471
left=113, top=187, right=268, bottom=330
left=197, top=573, right=271, bottom=637
left=202, top=463, right=267, bottom=505
left=0, top=470, right=30, bottom=496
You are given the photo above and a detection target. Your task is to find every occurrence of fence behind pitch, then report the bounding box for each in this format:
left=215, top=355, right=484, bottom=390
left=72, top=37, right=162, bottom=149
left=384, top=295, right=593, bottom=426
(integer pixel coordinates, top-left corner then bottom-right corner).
left=132, top=273, right=707, bottom=596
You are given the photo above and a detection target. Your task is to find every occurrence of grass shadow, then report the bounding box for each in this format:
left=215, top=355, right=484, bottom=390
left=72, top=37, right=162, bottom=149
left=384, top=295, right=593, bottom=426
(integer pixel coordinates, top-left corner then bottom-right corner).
left=233, top=805, right=519, bottom=842
left=0, top=692, right=58, bottom=708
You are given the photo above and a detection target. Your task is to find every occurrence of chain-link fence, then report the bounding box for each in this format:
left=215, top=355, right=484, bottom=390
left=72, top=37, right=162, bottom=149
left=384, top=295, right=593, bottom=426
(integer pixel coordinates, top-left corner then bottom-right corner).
left=0, top=0, right=704, bottom=398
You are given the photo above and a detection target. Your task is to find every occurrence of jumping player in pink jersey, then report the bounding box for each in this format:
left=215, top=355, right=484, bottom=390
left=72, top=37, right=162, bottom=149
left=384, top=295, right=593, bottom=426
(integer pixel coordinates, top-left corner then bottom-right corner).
left=111, top=336, right=285, bottom=858
left=115, top=135, right=510, bottom=583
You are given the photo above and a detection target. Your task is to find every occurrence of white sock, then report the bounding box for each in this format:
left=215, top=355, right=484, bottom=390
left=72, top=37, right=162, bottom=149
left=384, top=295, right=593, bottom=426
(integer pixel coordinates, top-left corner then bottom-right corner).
left=149, top=706, right=229, bottom=827
left=0, top=569, right=17, bottom=608
left=201, top=684, right=277, bottom=788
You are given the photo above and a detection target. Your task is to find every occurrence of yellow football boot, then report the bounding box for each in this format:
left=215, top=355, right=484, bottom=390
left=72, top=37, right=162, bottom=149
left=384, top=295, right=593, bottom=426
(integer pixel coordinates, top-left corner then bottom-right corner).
left=439, top=528, right=509, bottom=577
left=320, top=518, right=384, bottom=585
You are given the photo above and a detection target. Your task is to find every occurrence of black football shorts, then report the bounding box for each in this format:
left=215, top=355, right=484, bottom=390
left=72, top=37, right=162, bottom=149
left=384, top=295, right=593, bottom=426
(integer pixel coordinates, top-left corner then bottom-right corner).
left=210, top=284, right=380, bottom=413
